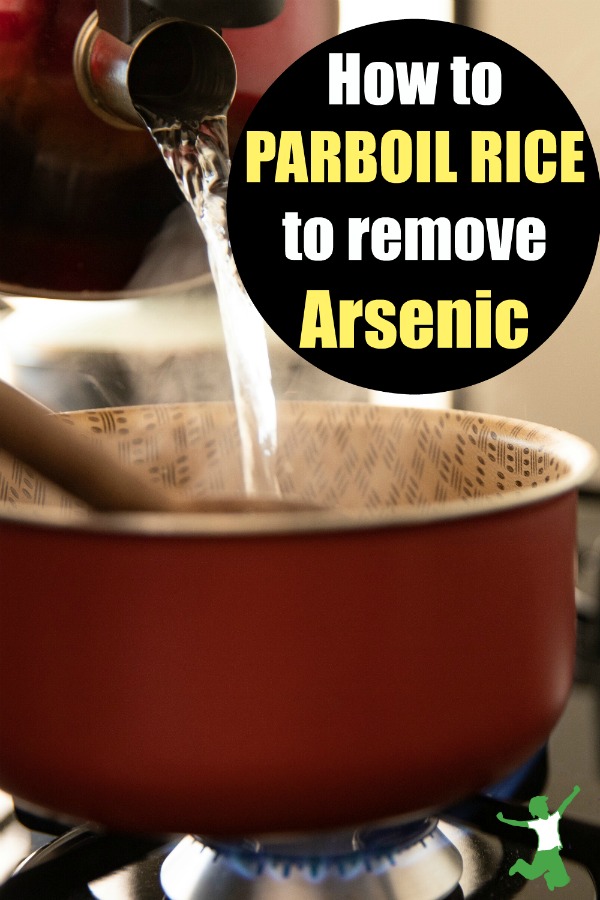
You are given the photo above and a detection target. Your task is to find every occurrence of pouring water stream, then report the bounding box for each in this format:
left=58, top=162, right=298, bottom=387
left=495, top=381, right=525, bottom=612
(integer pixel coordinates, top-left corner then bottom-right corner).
left=135, top=108, right=281, bottom=499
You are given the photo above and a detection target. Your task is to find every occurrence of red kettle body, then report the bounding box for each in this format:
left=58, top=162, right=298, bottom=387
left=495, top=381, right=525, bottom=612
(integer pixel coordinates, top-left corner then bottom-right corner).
left=0, top=0, right=339, bottom=295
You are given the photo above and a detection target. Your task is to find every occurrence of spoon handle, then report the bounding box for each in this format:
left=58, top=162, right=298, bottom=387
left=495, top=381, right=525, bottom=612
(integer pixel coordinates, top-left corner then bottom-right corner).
left=0, top=381, right=318, bottom=515
left=0, top=379, right=171, bottom=512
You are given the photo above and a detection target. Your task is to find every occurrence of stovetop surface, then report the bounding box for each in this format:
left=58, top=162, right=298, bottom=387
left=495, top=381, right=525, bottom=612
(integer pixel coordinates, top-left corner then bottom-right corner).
left=1, top=493, right=599, bottom=899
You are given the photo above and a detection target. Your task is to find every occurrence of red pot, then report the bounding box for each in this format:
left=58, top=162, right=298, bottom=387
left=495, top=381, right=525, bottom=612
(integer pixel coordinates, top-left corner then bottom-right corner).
left=0, top=401, right=595, bottom=837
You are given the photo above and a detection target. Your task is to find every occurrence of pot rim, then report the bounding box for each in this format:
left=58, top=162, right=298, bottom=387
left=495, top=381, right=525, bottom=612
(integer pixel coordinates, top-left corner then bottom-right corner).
left=0, top=408, right=596, bottom=538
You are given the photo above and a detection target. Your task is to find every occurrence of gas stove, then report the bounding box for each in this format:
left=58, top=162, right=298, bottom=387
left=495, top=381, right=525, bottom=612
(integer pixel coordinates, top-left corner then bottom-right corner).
left=1, top=491, right=599, bottom=900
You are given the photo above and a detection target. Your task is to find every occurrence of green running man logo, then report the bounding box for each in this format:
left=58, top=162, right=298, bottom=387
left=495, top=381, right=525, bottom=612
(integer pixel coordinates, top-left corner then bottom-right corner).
left=496, top=785, right=580, bottom=891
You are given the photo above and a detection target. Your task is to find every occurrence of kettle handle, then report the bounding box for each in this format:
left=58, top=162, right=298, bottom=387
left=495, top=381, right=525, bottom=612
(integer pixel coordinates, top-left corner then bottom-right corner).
left=96, top=0, right=285, bottom=43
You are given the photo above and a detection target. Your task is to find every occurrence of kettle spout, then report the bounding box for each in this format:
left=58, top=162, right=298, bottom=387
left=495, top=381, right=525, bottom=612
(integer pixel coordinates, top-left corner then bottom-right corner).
left=73, top=0, right=271, bottom=129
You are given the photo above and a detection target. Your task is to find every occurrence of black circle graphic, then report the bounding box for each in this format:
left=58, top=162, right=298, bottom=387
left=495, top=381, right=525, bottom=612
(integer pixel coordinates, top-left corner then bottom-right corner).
left=227, top=19, right=599, bottom=394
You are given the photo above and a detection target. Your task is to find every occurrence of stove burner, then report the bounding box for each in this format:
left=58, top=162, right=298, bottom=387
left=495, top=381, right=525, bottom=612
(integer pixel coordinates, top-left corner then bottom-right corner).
left=1, top=740, right=598, bottom=899
left=207, top=818, right=438, bottom=880
left=160, top=822, right=463, bottom=899
left=1, top=797, right=599, bottom=898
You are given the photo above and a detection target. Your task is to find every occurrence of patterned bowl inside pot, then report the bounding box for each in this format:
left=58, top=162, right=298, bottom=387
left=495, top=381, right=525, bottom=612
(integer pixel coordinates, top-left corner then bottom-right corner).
left=0, top=401, right=596, bottom=534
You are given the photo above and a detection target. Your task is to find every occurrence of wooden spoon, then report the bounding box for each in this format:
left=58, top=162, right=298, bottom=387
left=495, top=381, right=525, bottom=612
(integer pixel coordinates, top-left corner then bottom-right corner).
left=0, top=380, right=311, bottom=514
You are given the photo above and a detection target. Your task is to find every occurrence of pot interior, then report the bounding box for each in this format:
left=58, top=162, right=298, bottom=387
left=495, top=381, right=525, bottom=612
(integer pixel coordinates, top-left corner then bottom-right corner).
left=0, top=401, right=595, bottom=528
